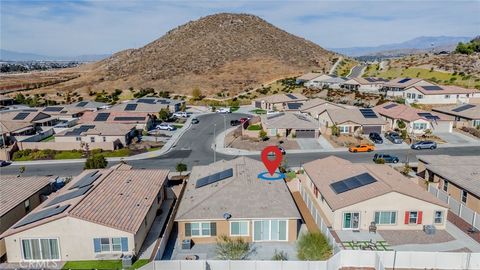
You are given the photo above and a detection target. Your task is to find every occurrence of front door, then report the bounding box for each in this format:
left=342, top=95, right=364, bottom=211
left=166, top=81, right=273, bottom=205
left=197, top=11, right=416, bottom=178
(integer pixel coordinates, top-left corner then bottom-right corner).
left=343, top=212, right=360, bottom=229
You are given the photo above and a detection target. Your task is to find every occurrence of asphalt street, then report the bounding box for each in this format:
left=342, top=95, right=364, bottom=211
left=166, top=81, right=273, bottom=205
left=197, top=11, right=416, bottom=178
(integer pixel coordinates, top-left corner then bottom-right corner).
left=348, top=64, right=366, bottom=78
left=1, top=113, right=480, bottom=177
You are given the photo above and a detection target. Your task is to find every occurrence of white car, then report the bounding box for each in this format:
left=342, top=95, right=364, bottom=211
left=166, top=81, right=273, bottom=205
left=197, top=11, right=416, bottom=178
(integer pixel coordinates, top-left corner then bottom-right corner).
left=266, top=110, right=280, bottom=115
left=216, top=108, right=231, bottom=113
left=173, top=112, right=189, bottom=118
left=156, top=123, right=176, bottom=131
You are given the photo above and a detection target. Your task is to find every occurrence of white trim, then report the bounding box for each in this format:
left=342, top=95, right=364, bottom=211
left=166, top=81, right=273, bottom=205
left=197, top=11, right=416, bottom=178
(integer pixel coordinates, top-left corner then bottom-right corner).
left=252, top=219, right=289, bottom=242
left=21, top=237, right=61, bottom=262
left=189, top=222, right=212, bottom=237
left=342, top=211, right=360, bottom=230
left=433, top=210, right=444, bottom=224
left=374, top=211, right=398, bottom=226
left=229, top=220, right=249, bottom=237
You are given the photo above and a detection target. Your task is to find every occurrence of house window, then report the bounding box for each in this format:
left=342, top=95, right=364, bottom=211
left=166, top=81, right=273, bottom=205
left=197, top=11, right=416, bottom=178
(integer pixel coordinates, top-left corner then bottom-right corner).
left=374, top=211, right=397, bottom=225
left=339, top=126, right=349, bottom=133
left=76, top=137, right=81, bottom=141
left=102, top=136, right=106, bottom=142
left=94, top=237, right=127, bottom=253
left=443, top=180, right=448, bottom=192
left=406, top=93, right=411, bottom=99
left=473, top=120, right=480, bottom=128
left=445, top=95, right=450, bottom=99
left=462, top=190, right=468, bottom=204
left=417, top=94, right=423, bottom=99
left=253, top=220, right=287, bottom=241
left=413, top=123, right=427, bottom=130
left=457, top=95, right=460, bottom=98
left=24, top=199, right=31, bottom=213
left=409, top=211, right=418, bottom=224
left=230, top=221, right=249, bottom=236
left=411, top=93, right=416, bottom=99
left=100, top=238, right=110, bottom=252
left=111, top=238, right=122, bottom=252
left=90, top=137, right=95, bottom=143
left=22, top=239, right=60, bottom=261
left=187, top=222, right=215, bottom=237
left=434, top=211, right=444, bottom=224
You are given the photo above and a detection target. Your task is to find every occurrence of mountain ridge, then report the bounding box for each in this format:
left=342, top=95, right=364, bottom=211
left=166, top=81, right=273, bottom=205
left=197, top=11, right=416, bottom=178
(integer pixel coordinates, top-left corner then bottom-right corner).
left=0, top=49, right=110, bottom=62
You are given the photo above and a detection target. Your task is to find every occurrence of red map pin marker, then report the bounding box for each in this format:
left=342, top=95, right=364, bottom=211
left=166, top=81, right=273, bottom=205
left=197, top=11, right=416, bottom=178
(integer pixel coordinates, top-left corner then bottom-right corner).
left=261, top=146, right=283, bottom=176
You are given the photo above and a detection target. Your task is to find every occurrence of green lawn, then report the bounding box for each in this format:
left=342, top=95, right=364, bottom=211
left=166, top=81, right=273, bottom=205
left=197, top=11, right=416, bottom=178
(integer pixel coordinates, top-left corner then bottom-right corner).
left=63, top=259, right=149, bottom=270
left=40, top=136, right=55, bottom=142
left=54, top=151, right=83, bottom=160
left=173, top=124, right=184, bottom=129
left=247, top=124, right=262, bottom=131
left=335, top=59, right=358, bottom=77
left=250, top=109, right=267, bottom=115
left=230, top=106, right=240, bottom=112
left=147, top=146, right=162, bottom=152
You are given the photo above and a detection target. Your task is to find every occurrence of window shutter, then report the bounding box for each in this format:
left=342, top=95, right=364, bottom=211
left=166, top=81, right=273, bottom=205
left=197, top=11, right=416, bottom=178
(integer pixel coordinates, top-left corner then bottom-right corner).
left=404, top=211, right=409, bottom=224
left=93, top=238, right=101, bottom=253
left=185, top=223, right=191, bottom=237
left=417, top=211, right=423, bottom=224
left=121, top=237, right=128, bottom=252
left=210, top=222, right=217, bottom=236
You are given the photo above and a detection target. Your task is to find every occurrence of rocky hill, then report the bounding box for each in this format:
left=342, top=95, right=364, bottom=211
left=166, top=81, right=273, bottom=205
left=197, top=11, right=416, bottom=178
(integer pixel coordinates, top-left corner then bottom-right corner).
left=54, top=13, right=337, bottom=97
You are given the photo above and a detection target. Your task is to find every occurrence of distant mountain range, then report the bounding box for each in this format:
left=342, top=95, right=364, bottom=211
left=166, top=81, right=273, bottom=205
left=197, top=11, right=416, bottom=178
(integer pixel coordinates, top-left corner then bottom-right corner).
left=330, top=36, right=472, bottom=57
left=0, top=49, right=110, bottom=62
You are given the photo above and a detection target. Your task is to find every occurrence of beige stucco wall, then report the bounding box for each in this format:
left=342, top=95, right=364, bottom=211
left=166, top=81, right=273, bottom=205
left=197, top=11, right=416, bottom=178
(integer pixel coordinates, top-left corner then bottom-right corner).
left=438, top=176, right=480, bottom=213
left=17, top=141, right=117, bottom=151
left=55, top=134, right=128, bottom=145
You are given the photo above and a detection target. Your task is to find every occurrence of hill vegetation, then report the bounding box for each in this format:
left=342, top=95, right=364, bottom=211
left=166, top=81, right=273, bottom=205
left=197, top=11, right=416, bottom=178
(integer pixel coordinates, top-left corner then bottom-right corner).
left=455, top=37, right=480, bottom=55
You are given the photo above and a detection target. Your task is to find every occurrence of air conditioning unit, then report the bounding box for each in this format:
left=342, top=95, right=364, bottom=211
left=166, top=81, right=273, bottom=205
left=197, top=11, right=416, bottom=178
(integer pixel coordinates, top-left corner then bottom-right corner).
left=423, top=225, right=436, bottom=235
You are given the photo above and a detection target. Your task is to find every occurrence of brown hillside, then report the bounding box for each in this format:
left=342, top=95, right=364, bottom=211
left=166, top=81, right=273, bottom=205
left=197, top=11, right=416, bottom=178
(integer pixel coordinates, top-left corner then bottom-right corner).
left=33, top=13, right=337, bottom=98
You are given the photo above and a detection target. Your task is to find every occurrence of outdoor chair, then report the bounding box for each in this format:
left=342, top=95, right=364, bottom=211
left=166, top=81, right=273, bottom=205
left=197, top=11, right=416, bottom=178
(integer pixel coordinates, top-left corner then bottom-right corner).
left=369, top=221, right=377, bottom=233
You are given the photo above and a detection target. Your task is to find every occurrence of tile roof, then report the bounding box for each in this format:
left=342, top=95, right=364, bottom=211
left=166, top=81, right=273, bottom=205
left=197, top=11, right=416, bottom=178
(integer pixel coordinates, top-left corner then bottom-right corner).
left=373, top=102, right=453, bottom=122
left=323, top=108, right=386, bottom=126
left=254, top=93, right=308, bottom=103
left=411, top=85, right=479, bottom=95
left=109, top=98, right=183, bottom=113
left=417, top=155, right=480, bottom=197
left=297, top=72, right=323, bottom=81
left=344, top=77, right=389, bottom=85
left=176, top=157, right=301, bottom=221
left=261, top=112, right=318, bottom=129
left=303, top=156, right=447, bottom=211
left=432, top=104, right=480, bottom=120
left=0, top=176, right=52, bottom=217
left=384, top=78, right=430, bottom=88
left=1, top=166, right=168, bottom=237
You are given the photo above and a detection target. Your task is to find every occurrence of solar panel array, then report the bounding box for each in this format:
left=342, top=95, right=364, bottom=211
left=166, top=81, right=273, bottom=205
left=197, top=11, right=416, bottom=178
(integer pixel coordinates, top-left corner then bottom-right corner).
left=398, top=78, right=411, bottom=83
left=137, top=99, right=156, bottom=104
left=286, top=94, right=297, bottom=100
left=158, top=100, right=170, bottom=104
left=418, top=113, right=440, bottom=120
left=44, top=107, right=64, bottom=112
left=287, top=103, right=302, bottom=110
left=94, top=113, right=110, bottom=121
left=70, top=171, right=102, bottom=189
left=76, top=101, right=88, bottom=107
left=124, top=104, right=138, bottom=111
left=114, top=116, right=145, bottom=121
left=195, top=168, right=233, bottom=188
left=45, top=185, right=92, bottom=207
left=422, top=85, right=443, bottom=91
left=64, top=125, right=95, bottom=136
left=359, top=109, right=378, bottom=118
left=330, top=173, right=377, bottom=194
left=452, top=104, right=475, bottom=112
left=13, top=205, right=70, bottom=228
left=13, top=112, right=30, bottom=120
left=383, top=103, right=398, bottom=109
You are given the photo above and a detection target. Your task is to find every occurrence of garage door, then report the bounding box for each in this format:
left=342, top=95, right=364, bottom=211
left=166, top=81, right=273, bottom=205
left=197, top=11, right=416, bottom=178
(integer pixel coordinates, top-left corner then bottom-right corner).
left=432, top=121, right=453, bottom=133
left=296, top=129, right=316, bottom=138
left=255, top=101, right=262, bottom=108
left=363, top=125, right=382, bottom=135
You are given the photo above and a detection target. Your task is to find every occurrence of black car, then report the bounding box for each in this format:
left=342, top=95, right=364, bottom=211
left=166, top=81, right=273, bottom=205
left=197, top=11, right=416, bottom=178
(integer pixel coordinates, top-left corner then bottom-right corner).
left=369, top=132, right=383, bottom=144
left=385, top=132, right=403, bottom=144
left=230, top=120, right=241, bottom=126
left=411, top=140, right=437, bottom=150
left=373, top=154, right=399, bottom=163
left=191, top=118, right=199, bottom=124
left=0, top=160, right=11, bottom=167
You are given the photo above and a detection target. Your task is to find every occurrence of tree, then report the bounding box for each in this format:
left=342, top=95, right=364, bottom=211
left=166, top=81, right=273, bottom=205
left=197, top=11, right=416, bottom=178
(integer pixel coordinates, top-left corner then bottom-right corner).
left=84, top=155, right=108, bottom=169
left=397, top=120, right=406, bottom=130
left=158, top=108, right=170, bottom=122
left=215, top=235, right=251, bottom=260
left=192, top=87, right=202, bottom=100
left=176, top=163, right=187, bottom=175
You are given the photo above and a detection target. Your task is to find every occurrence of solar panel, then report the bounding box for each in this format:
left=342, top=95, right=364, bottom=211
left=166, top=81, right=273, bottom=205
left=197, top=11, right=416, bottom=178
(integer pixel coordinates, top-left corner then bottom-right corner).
left=330, top=173, right=377, bottom=194
left=44, top=107, right=63, bottom=112
left=422, top=85, right=443, bottom=91
left=398, top=78, right=411, bottom=83
left=418, top=113, right=440, bottom=120
left=196, top=168, right=233, bottom=188
left=70, top=171, right=102, bottom=189
left=94, top=113, right=110, bottom=121
left=383, top=103, right=398, bottom=109
left=13, top=205, right=70, bottom=228
left=286, top=94, right=297, bottom=100
left=452, top=104, right=475, bottom=112
left=64, top=125, right=95, bottom=136
left=137, top=98, right=156, bottom=104
left=13, top=112, right=30, bottom=120
left=359, top=109, right=378, bottom=118
left=158, top=100, right=170, bottom=104
left=287, top=103, right=302, bottom=110
left=113, top=116, right=146, bottom=121
left=124, top=104, right=138, bottom=111
left=45, top=185, right=92, bottom=207
left=76, top=101, right=88, bottom=107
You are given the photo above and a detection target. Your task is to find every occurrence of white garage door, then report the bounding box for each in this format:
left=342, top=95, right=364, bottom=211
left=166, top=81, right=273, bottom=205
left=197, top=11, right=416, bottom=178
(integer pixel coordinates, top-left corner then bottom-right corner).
left=432, top=121, right=452, bottom=133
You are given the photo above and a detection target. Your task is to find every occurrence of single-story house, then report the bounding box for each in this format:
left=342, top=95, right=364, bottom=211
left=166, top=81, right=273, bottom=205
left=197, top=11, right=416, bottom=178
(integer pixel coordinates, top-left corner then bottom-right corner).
left=403, top=85, right=480, bottom=105
left=304, top=74, right=334, bottom=88
left=432, top=103, right=480, bottom=128
left=1, top=164, right=169, bottom=262
left=79, top=111, right=155, bottom=130
left=296, top=72, right=322, bottom=84
left=373, top=102, right=453, bottom=134
left=314, top=75, right=348, bottom=90
left=175, top=157, right=301, bottom=244
left=318, top=107, right=387, bottom=135
left=299, top=156, right=448, bottom=231
left=0, top=96, right=14, bottom=107
left=0, top=176, right=53, bottom=261
left=342, top=77, right=389, bottom=93
left=381, top=78, right=434, bottom=97
left=261, top=112, right=319, bottom=138
left=299, top=99, right=354, bottom=119
left=417, top=155, right=480, bottom=213
left=110, top=97, right=185, bottom=113
left=55, top=123, right=137, bottom=146
left=253, top=93, right=308, bottom=111
left=68, top=101, right=109, bottom=111
left=0, top=111, right=59, bottom=146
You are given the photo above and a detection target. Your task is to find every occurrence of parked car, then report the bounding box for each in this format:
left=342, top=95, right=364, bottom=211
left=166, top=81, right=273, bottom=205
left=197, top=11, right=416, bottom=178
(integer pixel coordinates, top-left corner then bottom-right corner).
left=267, top=146, right=286, bottom=158
left=349, top=144, right=374, bottom=153
left=230, top=120, right=241, bottom=126
left=216, top=108, right=231, bottom=113
left=173, top=112, right=189, bottom=118
left=191, top=118, right=199, bottom=124
left=385, top=132, right=403, bottom=144
left=373, top=154, right=399, bottom=163
left=156, top=123, right=176, bottom=131
left=239, top=117, right=249, bottom=123
left=411, top=140, right=437, bottom=150
left=266, top=110, right=280, bottom=115
left=369, top=132, right=383, bottom=144
left=0, top=160, right=11, bottom=167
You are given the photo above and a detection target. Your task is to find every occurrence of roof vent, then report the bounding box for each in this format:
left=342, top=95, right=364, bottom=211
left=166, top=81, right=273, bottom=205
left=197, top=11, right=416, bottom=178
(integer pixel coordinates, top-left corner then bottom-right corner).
left=223, top=213, right=232, bottom=220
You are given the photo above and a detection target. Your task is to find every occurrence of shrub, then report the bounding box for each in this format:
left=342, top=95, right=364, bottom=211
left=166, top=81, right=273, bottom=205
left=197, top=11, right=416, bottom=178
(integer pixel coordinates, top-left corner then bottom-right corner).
left=272, top=249, right=288, bottom=261
left=176, top=163, right=187, bottom=175
left=331, top=124, right=340, bottom=137
left=374, top=158, right=385, bottom=164
left=259, top=130, right=267, bottom=139
left=397, top=120, right=406, bottom=129
left=247, top=124, right=262, bottom=131
left=297, top=232, right=331, bottom=260
left=215, top=235, right=251, bottom=260
left=84, top=155, right=108, bottom=169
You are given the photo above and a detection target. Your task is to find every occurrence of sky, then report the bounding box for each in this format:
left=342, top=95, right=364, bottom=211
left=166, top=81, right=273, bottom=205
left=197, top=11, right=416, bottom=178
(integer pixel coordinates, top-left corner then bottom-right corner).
left=1, top=0, right=479, bottom=56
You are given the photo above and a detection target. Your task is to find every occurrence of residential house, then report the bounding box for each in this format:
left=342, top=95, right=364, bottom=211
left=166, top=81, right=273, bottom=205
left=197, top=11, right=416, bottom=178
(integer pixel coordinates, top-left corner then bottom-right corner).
left=0, top=176, right=53, bottom=261
left=261, top=112, right=319, bottom=138
left=299, top=156, right=448, bottom=231
left=299, top=99, right=354, bottom=119
left=1, top=165, right=169, bottom=262
left=79, top=111, right=155, bottom=130
left=381, top=78, right=434, bottom=97
left=110, top=97, right=185, bottom=113
left=373, top=102, right=453, bottom=134
left=304, top=74, right=333, bottom=88
left=403, top=85, right=480, bottom=105
left=318, top=107, right=386, bottom=135
left=175, top=157, right=301, bottom=244
left=432, top=103, right=480, bottom=128
left=342, top=77, right=389, bottom=93
left=0, top=96, right=14, bottom=107
left=253, top=93, right=308, bottom=111
left=55, top=123, right=137, bottom=146
left=417, top=155, right=480, bottom=213
left=304, top=75, right=347, bottom=89
left=0, top=111, right=58, bottom=146
left=296, top=72, right=322, bottom=84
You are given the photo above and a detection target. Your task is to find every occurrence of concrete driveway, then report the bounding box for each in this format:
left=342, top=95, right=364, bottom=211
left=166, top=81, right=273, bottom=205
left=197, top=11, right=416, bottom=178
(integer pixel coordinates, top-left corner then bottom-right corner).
left=297, top=138, right=322, bottom=150
left=436, top=132, right=479, bottom=145
left=366, top=134, right=408, bottom=150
